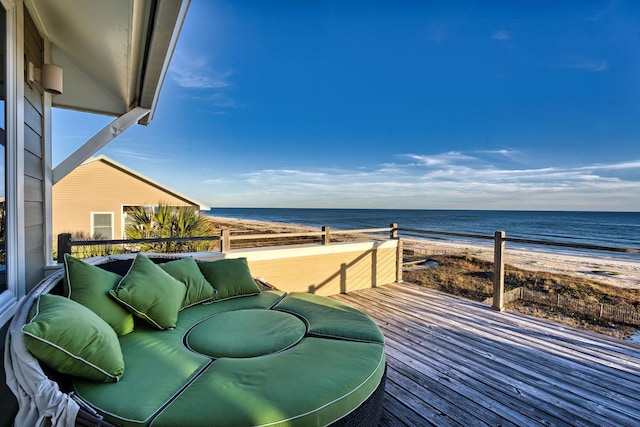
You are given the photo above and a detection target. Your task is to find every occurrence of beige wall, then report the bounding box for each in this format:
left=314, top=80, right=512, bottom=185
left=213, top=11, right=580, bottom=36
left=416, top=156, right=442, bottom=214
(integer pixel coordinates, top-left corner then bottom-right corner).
left=198, top=240, right=400, bottom=296
left=52, top=159, right=198, bottom=240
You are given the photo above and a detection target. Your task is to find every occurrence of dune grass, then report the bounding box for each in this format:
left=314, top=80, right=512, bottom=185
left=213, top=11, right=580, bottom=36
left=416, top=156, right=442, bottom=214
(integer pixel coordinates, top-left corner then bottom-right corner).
left=404, top=254, right=639, bottom=338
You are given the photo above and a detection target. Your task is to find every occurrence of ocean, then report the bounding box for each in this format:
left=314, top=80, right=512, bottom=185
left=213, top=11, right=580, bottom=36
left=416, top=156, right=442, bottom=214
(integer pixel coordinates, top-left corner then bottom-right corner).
left=206, top=208, right=639, bottom=257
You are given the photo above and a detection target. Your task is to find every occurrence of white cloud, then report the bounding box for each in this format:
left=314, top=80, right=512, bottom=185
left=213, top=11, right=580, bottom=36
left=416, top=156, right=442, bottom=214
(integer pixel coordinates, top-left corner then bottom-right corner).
left=204, top=152, right=640, bottom=210
left=491, top=30, right=511, bottom=41
left=170, top=50, right=233, bottom=89
left=405, top=151, right=476, bottom=166
left=560, top=56, right=608, bottom=72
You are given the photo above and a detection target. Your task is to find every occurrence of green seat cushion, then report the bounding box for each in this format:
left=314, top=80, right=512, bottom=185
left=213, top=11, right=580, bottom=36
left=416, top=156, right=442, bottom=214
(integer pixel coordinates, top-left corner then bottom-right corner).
left=63, top=254, right=134, bottom=336
left=186, top=309, right=306, bottom=358
left=74, top=326, right=210, bottom=427
left=197, top=258, right=261, bottom=301
left=176, top=290, right=287, bottom=329
left=110, top=254, right=186, bottom=330
left=150, top=337, right=386, bottom=427
left=22, top=294, right=124, bottom=382
left=159, top=257, right=217, bottom=308
left=274, top=292, right=384, bottom=343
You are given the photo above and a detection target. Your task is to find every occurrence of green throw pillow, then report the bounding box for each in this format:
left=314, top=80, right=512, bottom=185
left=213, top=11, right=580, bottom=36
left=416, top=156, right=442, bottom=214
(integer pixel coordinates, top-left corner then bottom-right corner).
left=22, top=294, right=125, bottom=383
left=63, top=254, right=134, bottom=336
left=109, top=254, right=186, bottom=330
left=197, top=258, right=261, bottom=301
left=159, top=257, right=217, bottom=309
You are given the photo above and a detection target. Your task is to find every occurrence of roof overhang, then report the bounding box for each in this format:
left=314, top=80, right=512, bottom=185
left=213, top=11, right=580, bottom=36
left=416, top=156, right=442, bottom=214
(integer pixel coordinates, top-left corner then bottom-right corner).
left=26, top=0, right=189, bottom=125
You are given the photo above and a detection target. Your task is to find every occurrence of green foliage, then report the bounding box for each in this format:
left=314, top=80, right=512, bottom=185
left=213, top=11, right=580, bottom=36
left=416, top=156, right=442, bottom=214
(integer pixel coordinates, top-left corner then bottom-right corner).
left=124, top=204, right=216, bottom=253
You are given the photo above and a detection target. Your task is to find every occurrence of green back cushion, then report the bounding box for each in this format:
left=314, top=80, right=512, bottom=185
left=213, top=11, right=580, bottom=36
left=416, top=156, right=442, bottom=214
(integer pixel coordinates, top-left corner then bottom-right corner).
left=197, top=258, right=261, bottom=301
left=159, top=257, right=217, bottom=308
left=110, top=254, right=186, bottom=330
left=63, top=254, right=134, bottom=336
left=22, top=294, right=124, bottom=382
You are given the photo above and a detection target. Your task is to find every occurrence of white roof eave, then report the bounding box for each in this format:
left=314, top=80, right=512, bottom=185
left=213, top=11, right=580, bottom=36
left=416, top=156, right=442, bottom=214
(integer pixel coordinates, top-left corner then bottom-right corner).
left=28, top=0, right=190, bottom=124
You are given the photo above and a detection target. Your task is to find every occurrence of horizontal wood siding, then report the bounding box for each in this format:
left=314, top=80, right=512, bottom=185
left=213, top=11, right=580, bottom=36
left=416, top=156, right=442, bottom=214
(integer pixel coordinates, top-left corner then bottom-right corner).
left=53, top=159, right=199, bottom=239
left=23, top=8, right=44, bottom=292
left=228, top=244, right=398, bottom=296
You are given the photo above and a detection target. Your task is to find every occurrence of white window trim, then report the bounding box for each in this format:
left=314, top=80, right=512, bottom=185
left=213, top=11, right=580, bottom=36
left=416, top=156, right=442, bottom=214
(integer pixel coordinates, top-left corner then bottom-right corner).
left=0, top=1, right=26, bottom=327
left=91, top=212, right=114, bottom=240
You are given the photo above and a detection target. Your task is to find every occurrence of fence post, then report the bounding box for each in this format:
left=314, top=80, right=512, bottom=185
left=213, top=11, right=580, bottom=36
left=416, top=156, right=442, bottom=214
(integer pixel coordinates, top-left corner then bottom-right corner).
left=322, top=226, right=331, bottom=245
left=492, top=231, right=506, bottom=312
left=396, top=238, right=403, bottom=283
left=220, top=229, right=231, bottom=253
left=389, top=224, right=402, bottom=283
left=57, top=233, right=72, bottom=263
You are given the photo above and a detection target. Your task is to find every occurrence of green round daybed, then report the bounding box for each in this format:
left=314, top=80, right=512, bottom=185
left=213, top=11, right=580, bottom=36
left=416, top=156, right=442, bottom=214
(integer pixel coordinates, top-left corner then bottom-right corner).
left=6, top=254, right=386, bottom=427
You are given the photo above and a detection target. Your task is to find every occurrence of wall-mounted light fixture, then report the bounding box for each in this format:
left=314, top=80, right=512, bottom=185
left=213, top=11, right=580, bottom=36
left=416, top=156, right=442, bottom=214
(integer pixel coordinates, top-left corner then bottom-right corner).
left=27, top=61, right=63, bottom=95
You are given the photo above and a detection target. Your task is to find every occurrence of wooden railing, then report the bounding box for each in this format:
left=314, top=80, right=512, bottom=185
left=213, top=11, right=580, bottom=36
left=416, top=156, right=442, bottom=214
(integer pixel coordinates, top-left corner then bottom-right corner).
left=57, top=224, right=638, bottom=313
left=398, top=226, right=639, bottom=311
left=56, top=225, right=397, bottom=263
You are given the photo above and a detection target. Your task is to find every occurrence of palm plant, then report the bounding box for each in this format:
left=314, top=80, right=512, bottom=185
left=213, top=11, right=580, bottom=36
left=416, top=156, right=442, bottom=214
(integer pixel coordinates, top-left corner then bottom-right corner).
left=124, top=203, right=215, bottom=253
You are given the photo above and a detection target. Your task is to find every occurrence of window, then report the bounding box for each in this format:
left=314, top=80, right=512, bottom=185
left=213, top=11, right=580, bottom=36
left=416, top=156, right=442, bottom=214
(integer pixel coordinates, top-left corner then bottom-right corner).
left=122, top=205, right=154, bottom=238
left=92, top=213, right=113, bottom=240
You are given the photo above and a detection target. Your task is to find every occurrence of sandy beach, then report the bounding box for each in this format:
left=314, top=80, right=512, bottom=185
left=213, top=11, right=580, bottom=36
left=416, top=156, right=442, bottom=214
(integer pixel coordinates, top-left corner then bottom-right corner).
left=403, top=238, right=640, bottom=290
left=208, top=216, right=640, bottom=290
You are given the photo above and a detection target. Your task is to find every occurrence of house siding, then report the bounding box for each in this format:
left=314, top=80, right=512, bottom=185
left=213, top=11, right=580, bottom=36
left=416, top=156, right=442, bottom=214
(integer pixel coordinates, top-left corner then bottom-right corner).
left=53, top=159, right=199, bottom=240
left=23, top=7, right=45, bottom=293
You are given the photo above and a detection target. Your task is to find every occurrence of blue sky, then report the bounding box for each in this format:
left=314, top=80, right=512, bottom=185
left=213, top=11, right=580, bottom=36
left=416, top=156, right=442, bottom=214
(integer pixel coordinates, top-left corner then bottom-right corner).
left=53, top=0, right=640, bottom=211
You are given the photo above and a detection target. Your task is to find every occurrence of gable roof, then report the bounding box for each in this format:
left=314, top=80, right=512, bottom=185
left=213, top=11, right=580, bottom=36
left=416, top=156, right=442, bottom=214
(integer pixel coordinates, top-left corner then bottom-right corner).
left=76, top=155, right=209, bottom=210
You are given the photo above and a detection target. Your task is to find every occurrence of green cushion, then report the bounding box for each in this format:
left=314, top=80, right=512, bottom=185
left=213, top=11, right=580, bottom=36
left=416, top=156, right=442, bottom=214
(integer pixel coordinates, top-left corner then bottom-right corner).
left=110, top=254, right=186, bottom=330
left=22, top=294, right=124, bottom=383
left=176, top=290, right=287, bottom=329
left=197, top=258, right=261, bottom=301
left=151, top=337, right=386, bottom=427
left=159, top=257, right=217, bottom=309
left=275, top=292, right=385, bottom=343
left=186, top=309, right=306, bottom=358
left=63, top=254, right=134, bottom=336
left=74, top=326, right=210, bottom=427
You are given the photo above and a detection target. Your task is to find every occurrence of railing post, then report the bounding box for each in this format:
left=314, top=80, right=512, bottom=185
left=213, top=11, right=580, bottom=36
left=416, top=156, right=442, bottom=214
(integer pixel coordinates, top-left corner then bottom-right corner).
left=220, top=229, right=231, bottom=253
left=322, top=226, right=331, bottom=245
left=389, top=223, right=402, bottom=283
left=57, top=233, right=72, bottom=263
left=492, top=231, right=505, bottom=311
left=396, top=238, right=403, bottom=283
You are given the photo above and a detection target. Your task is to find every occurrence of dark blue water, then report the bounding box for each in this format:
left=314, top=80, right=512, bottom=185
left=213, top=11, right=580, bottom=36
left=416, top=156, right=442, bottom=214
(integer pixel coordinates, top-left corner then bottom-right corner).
left=206, top=208, right=639, bottom=256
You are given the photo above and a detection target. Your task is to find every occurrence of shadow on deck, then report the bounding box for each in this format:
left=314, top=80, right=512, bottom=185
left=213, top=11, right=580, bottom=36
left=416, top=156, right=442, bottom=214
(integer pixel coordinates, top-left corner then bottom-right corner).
left=332, top=282, right=640, bottom=427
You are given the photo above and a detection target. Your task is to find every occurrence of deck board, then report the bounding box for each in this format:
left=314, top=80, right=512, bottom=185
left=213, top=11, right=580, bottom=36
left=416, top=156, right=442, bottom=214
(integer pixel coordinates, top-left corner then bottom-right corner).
left=332, top=282, right=640, bottom=427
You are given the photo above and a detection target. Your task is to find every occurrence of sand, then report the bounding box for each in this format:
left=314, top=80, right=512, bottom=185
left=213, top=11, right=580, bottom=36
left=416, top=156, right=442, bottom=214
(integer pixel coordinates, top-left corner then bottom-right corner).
left=403, top=238, right=640, bottom=290
left=207, top=216, right=640, bottom=290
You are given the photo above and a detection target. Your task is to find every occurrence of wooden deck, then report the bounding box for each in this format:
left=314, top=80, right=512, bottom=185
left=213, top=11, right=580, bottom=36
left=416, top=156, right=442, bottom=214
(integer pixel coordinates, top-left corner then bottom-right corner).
left=332, top=282, right=640, bottom=427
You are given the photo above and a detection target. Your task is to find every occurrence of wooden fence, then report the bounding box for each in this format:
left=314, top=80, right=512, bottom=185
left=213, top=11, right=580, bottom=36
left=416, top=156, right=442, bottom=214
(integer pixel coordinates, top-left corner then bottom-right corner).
left=484, top=287, right=640, bottom=326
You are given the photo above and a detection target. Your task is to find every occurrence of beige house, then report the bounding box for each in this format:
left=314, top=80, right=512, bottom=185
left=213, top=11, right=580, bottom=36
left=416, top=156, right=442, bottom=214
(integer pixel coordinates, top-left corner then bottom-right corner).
left=52, top=155, right=209, bottom=240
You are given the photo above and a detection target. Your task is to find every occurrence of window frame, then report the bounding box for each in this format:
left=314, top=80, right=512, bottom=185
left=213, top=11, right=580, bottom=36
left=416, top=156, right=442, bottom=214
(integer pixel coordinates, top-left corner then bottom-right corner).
left=0, top=2, right=25, bottom=327
left=91, top=212, right=114, bottom=240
